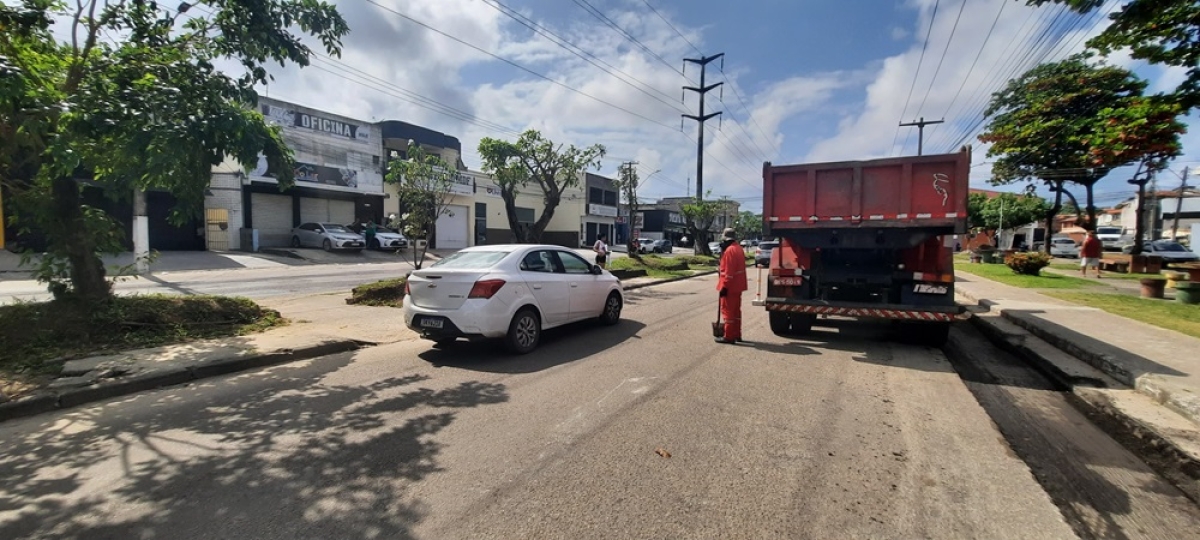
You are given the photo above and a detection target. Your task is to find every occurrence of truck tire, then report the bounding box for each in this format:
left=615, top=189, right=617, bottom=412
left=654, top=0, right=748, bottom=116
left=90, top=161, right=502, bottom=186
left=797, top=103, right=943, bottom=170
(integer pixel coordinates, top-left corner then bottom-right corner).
left=920, top=323, right=951, bottom=347
left=769, top=312, right=791, bottom=336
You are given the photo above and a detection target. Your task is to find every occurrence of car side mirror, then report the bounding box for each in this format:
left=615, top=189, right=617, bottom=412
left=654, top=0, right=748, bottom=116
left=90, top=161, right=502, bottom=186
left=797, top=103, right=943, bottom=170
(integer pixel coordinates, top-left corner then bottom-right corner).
left=592, top=265, right=603, bottom=275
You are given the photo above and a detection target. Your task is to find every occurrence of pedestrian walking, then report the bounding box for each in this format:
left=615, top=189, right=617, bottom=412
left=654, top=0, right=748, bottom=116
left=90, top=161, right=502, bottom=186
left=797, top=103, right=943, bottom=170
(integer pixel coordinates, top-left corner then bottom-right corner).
left=593, top=233, right=610, bottom=268
left=1080, top=229, right=1103, bottom=278
left=716, top=228, right=747, bottom=344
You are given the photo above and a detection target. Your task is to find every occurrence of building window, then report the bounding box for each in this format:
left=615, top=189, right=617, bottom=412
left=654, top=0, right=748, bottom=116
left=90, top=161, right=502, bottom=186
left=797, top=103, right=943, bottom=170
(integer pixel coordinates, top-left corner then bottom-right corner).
left=603, top=190, right=617, bottom=206
left=589, top=187, right=603, bottom=205
left=516, top=207, right=535, bottom=224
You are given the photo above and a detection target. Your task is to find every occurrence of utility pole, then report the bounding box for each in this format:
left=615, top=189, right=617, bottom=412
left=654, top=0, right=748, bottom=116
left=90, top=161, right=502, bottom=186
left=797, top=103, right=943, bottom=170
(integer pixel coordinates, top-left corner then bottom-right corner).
left=1128, top=162, right=1149, bottom=255
left=618, top=161, right=643, bottom=255
left=682, top=53, right=723, bottom=200
left=1171, top=167, right=1190, bottom=241
left=898, top=117, right=944, bottom=156
left=133, top=189, right=150, bottom=275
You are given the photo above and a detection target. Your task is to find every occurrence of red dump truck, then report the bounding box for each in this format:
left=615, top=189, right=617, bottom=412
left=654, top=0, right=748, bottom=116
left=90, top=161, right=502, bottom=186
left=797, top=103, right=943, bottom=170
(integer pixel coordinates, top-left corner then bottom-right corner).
left=752, top=148, right=973, bottom=345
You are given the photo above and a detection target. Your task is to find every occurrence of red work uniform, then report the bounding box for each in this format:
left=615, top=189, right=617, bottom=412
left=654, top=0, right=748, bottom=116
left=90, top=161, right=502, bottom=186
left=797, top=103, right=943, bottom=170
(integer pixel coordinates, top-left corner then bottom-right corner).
left=717, top=242, right=748, bottom=341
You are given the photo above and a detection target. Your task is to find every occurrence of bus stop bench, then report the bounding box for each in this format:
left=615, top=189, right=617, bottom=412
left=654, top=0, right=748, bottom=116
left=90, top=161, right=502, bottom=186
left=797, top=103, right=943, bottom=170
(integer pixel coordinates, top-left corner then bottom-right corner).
left=1100, top=259, right=1129, bottom=273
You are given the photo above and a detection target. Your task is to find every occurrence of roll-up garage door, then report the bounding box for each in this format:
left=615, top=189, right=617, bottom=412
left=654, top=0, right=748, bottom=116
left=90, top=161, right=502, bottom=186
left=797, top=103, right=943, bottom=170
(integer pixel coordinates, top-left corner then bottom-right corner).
left=329, top=200, right=355, bottom=225
left=300, top=197, right=357, bottom=226
left=251, top=193, right=293, bottom=247
left=436, top=204, right=469, bottom=249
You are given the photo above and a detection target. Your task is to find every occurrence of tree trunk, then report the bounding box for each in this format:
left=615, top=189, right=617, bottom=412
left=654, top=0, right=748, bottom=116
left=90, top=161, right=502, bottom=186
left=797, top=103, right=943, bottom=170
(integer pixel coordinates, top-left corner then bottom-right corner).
left=530, top=193, right=561, bottom=244
left=1044, top=186, right=1062, bottom=255
left=1132, top=181, right=1147, bottom=256
left=50, top=175, right=110, bottom=302
left=500, top=189, right=525, bottom=243
left=1084, top=182, right=1097, bottom=232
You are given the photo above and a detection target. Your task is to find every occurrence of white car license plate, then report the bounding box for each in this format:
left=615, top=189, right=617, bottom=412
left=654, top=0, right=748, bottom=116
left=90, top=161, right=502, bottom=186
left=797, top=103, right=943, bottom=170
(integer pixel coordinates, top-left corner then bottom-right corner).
left=420, top=317, right=444, bottom=329
left=772, top=277, right=803, bottom=286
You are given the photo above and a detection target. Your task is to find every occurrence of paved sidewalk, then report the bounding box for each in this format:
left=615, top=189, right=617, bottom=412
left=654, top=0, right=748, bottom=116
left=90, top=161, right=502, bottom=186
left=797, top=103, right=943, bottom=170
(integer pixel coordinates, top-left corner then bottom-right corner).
left=955, top=272, right=1200, bottom=424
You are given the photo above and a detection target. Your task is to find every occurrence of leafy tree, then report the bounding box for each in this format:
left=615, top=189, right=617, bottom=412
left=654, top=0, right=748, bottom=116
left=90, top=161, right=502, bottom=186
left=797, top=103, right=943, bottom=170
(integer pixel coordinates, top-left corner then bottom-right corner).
left=0, top=0, right=347, bottom=302
left=979, top=55, right=1184, bottom=232
left=733, top=210, right=762, bottom=240
left=977, top=193, right=1052, bottom=231
left=967, top=192, right=990, bottom=231
left=1026, top=0, right=1200, bottom=111
left=613, top=162, right=642, bottom=259
left=386, top=141, right=457, bottom=270
left=477, top=130, right=605, bottom=243
left=680, top=194, right=721, bottom=257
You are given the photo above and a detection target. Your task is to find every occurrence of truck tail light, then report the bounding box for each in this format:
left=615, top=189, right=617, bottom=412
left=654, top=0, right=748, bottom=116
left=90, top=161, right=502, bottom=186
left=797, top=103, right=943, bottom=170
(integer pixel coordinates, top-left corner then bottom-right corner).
left=468, top=279, right=506, bottom=299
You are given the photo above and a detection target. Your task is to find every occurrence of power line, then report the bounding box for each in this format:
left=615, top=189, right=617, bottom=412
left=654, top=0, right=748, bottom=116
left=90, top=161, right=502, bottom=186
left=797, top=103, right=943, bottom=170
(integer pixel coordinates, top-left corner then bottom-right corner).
left=925, top=0, right=1009, bottom=150
left=719, top=66, right=776, bottom=161
left=364, top=0, right=677, bottom=131
left=640, top=0, right=702, bottom=55
left=891, top=0, right=941, bottom=156
left=571, top=0, right=688, bottom=80
left=912, top=0, right=969, bottom=122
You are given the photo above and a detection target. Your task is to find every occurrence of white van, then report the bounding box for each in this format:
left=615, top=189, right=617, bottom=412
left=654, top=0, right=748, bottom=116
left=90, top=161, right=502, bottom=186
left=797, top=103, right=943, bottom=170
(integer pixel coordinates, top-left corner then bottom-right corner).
left=1095, top=226, right=1123, bottom=251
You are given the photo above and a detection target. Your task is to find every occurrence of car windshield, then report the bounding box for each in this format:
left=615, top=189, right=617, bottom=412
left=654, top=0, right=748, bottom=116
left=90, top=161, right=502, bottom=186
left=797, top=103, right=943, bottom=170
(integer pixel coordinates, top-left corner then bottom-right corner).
left=1151, top=241, right=1187, bottom=252
left=760, top=242, right=779, bottom=250
left=1097, top=227, right=1121, bottom=235
left=430, top=250, right=511, bottom=269
left=323, top=224, right=351, bottom=234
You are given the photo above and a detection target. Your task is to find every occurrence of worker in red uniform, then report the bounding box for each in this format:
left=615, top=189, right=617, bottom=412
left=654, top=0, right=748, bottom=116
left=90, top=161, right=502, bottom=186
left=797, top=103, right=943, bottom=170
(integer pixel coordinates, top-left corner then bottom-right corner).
left=716, top=228, right=748, bottom=344
left=1080, top=229, right=1103, bottom=278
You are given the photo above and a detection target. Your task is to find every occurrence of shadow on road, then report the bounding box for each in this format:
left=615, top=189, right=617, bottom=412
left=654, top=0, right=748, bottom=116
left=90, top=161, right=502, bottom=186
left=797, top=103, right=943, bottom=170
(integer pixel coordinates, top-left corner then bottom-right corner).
left=419, top=319, right=648, bottom=374
left=0, top=353, right=509, bottom=539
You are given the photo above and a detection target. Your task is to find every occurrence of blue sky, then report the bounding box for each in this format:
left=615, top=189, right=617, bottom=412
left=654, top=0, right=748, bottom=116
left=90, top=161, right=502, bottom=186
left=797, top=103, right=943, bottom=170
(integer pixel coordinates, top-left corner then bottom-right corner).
left=253, top=0, right=1199, bottom=213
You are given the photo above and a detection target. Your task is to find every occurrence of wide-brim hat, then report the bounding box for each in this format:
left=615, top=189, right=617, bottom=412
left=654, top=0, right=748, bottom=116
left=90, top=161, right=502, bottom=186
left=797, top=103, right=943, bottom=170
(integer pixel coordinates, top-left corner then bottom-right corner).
left=722, top=228, right=736, bottom=239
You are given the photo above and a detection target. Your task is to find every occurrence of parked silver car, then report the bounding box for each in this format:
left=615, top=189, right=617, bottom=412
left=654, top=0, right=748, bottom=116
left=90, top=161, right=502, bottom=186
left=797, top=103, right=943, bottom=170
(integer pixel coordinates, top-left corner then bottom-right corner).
left=1123, top=240, right=1200, bottom=265
left=291, top=222, right=365, bottom=251
left=1049, top=237, right=1080, bottom=258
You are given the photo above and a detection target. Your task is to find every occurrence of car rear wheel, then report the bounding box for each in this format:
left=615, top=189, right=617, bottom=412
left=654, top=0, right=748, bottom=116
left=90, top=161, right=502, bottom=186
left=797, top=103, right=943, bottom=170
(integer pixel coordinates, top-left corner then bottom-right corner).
left=505, top=308, right=541, bottom=354
left=290, top=236, right=301, bottom=248
left=599, top=292, right=622, bottom=325
left=322, top=239, right=332, bottom=252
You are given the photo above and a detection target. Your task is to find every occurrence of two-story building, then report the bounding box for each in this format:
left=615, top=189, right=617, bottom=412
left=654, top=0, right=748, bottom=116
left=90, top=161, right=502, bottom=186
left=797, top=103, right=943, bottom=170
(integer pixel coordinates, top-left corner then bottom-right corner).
left=583, top=173, right=619, bottom=247
left=206, top=96, right=385, bottom=251
left=378, top=121, right=475, bottom=249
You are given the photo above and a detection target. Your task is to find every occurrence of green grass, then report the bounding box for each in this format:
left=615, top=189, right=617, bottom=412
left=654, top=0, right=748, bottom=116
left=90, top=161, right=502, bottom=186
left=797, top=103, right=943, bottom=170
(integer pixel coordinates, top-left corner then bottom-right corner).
left=1044, top=292, right=1200, bottom=340
left=955, top=261, right=1096, bottom=289
left=1047, top=262, right=1154, bottom=280
left=346, top=278, right=407, bottom=307
left=609, top=254, right=716, bottom=280
left=0, top=294, right=285, bottom=399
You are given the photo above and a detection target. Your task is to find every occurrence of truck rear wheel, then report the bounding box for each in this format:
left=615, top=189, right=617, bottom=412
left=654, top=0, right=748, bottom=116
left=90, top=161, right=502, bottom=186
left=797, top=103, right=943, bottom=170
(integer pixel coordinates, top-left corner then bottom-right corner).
left=769, top=312, right=791, bottom=336
left=898, top=322, right=950, bottom=347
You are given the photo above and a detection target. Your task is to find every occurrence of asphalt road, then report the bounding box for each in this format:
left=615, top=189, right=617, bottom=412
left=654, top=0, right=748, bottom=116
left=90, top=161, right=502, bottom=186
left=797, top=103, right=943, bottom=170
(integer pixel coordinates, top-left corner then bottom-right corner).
left=1, top=274, right=1196, bottom=538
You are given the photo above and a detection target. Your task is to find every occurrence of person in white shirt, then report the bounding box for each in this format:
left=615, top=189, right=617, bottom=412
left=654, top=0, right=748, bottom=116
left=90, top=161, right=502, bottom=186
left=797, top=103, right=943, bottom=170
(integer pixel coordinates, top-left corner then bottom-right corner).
left=593, top=233, right=610, bottom=268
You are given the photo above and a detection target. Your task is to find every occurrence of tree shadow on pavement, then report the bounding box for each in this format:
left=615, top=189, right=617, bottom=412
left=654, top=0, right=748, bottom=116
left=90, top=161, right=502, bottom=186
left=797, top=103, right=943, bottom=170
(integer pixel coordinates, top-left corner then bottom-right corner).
left=419, top=319, right=647, bottom=374
left=0, top=352, right=509, bottom=539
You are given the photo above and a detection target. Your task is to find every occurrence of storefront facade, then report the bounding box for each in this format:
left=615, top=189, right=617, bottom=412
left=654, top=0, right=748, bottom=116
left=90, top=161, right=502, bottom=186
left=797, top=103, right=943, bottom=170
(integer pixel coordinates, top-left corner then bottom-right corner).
left=205, top=97, right=385, bottom=251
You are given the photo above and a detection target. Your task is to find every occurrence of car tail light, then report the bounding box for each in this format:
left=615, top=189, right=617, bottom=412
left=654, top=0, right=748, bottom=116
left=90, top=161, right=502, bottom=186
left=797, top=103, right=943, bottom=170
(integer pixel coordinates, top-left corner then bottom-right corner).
left=468, top=279, right=506, bottom=299
left=405, top=279, right=411, bottom=295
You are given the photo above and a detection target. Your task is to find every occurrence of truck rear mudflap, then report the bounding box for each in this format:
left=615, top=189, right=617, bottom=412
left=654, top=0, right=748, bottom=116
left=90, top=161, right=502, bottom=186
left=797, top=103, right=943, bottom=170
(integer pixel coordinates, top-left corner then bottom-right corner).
left=753, top=299, right=970, bottom=322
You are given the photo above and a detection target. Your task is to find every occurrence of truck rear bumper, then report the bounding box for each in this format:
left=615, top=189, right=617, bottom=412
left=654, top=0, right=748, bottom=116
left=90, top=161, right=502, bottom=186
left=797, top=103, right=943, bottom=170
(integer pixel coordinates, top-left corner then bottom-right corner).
left=753, top=298, right=970, bottom=322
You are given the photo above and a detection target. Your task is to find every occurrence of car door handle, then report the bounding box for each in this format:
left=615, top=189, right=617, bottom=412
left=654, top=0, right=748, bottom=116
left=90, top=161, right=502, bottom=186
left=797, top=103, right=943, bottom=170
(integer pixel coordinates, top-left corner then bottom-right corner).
left=570, top=283, right=578, bottom=288
left=532, top=284, right=542, bottom=290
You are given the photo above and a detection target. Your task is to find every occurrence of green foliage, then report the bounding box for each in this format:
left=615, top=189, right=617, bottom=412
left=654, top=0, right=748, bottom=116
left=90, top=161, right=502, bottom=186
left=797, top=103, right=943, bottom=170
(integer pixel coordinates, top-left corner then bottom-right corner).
left=346, top=278, right=407, bottom=307
left=613, top=162, right=642, bottom=257
left=0, top=0, right=348, bottom=301
left=477, top=130, right=605, bottom=243
left=734, top=210, right=762, bottom=240
left=977, top=193, right=1052, bottom=231
left=676, top=254, right=718, bottom=267
left=957, top=259, right=1093, bottom=288
left=0, top=294, right=284, bottom=377
left=979, top=55, right=1184, bottom=229
left=1005, top=251, right=1052, bottom=275
left=1026, top=0, right=1200, bottom=111
left=680, top=193, right=722, bottom=256
left=386, top=142, right=457, bottom=269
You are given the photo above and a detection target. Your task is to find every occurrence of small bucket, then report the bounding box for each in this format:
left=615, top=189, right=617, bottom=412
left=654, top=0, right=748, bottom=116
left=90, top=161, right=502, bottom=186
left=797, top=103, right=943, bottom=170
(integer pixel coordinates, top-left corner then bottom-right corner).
left=712, top=321, right=724, bottom=338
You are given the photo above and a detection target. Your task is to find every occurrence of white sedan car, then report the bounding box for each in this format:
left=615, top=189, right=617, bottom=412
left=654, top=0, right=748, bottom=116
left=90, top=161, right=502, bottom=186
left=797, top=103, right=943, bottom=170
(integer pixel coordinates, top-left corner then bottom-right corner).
left=402, top=245, right=625, bottom=354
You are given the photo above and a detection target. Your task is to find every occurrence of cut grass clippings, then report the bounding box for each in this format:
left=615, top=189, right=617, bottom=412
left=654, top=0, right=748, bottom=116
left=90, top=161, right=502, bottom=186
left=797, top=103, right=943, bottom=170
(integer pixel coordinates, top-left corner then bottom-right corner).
left=347, top=278, right=407, bottom=307
left=0, top=295, right=285, bottom=399
left=1044, top=292, right=1200, bottom=340
left=609, top=254, right=717, bottom=279
left=955, top=261, right=1095, bottom=289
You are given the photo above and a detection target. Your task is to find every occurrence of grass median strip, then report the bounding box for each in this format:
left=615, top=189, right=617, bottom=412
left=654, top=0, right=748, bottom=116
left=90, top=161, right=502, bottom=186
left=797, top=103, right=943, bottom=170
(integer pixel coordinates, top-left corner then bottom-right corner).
left=1043, top=292, right=1200, bottom=340
left=609, top=254, right=717, bottom=279
left=955, top=261, right=1095, bottom=289
left=0, top=295, right=285, bottom=401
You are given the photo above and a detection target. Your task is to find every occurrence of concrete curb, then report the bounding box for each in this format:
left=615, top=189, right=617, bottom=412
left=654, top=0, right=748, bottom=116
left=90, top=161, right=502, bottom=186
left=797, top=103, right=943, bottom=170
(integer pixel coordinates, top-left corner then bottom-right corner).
left=959, top=297, right=1200, bottom=504
left=0, top=339, right=366, bottom=423
left=622, top=269, right=718, bottom=291
left=1000, top=310, right=1200, bottom=425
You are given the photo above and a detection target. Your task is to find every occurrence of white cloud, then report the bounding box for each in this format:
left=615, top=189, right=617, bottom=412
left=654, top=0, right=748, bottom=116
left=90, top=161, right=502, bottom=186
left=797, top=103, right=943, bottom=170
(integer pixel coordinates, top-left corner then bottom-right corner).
left=891, top=27, right=910, bottom=41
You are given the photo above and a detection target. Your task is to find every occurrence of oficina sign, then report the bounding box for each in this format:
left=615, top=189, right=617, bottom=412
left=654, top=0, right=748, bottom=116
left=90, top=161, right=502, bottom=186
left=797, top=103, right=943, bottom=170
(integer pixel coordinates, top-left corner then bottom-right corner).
left=261, top=104, right=370, bottom=144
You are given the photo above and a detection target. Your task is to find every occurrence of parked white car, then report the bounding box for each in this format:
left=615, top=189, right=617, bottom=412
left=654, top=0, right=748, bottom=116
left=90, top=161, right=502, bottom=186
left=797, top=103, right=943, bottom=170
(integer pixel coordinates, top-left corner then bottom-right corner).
left=402, top=245, right=625, bottom=354
left=1049, top=237, right=1080, bottom=258
left=369, top=226, right=409, bottom=250
left=290, top=222, right=365, bottom=251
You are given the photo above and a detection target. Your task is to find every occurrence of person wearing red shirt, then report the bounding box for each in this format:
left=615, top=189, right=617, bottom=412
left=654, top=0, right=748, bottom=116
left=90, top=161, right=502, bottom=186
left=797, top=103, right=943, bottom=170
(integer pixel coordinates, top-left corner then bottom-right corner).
left=1080, top=230, right=1103, bottom=278
left=716, top=228, right=748, bottom=344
